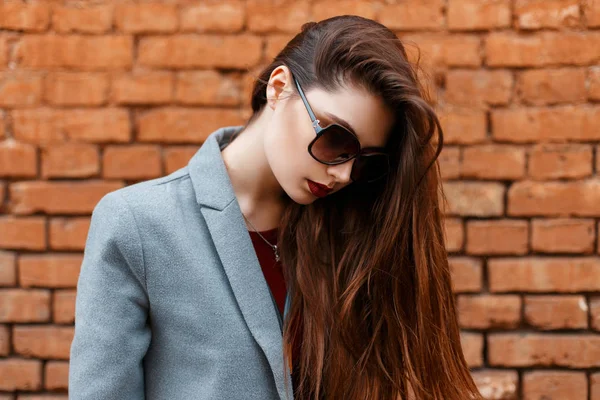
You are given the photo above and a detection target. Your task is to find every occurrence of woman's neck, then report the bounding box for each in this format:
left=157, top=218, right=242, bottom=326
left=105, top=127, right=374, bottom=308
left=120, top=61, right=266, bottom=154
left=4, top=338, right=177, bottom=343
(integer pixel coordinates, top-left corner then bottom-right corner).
left=221, top=113, right=286, bottom=231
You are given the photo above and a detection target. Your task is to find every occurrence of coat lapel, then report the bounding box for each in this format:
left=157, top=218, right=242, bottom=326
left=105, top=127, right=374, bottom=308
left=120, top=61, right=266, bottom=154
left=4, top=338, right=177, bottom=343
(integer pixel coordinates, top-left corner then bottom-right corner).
left=188, top=126, right=294, bottom=400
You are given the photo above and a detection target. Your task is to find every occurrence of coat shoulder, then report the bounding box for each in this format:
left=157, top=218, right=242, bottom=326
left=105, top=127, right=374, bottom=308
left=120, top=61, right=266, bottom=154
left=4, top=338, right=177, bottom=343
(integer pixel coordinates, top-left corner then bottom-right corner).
left=97, top=166, right=195, bottom=218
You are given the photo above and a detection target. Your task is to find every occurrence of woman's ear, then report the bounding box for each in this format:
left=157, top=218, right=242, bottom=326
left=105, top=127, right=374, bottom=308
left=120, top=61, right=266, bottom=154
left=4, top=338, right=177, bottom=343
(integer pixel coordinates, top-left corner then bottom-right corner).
left=266, top=66, right=293, bottom=110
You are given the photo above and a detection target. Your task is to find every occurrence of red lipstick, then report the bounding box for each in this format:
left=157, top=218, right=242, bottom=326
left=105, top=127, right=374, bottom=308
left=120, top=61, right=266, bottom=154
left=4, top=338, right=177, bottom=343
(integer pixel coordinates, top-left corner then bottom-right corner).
left=307, top=180, right=332, bottom=198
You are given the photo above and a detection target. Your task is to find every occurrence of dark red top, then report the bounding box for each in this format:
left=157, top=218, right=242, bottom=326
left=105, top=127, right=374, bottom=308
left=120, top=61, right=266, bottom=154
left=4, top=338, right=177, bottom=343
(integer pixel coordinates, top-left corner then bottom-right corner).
left=248, top=228, right=301, bottom=396
left=248, top=227, right=287, bottom=314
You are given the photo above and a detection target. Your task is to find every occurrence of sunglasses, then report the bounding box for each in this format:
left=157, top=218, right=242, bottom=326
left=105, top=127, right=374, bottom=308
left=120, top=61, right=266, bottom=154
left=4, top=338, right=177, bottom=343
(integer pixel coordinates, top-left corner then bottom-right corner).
left=292, top=75, right=390, bottom=184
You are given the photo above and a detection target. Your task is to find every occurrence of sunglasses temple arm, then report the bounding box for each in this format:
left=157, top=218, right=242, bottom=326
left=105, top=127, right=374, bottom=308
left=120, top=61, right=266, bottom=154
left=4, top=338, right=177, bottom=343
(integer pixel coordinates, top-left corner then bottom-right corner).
left=293, top=77, right=320, bottom=127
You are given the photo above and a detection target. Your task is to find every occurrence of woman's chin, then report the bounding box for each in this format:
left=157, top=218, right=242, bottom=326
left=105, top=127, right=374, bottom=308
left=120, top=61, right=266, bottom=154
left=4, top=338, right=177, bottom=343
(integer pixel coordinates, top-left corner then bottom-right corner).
left=283, top=184, right=318, bottom=205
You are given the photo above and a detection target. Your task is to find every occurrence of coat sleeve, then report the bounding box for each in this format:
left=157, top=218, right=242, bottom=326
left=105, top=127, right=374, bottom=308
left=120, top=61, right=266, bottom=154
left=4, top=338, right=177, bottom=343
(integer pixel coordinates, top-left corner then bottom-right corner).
left=69, top=191, right=151, bottom=400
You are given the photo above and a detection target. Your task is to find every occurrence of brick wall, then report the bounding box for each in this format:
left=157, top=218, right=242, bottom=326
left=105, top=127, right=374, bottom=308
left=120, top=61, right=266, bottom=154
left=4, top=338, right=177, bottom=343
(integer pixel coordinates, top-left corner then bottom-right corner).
left=0, top=0, right=599, bottom=399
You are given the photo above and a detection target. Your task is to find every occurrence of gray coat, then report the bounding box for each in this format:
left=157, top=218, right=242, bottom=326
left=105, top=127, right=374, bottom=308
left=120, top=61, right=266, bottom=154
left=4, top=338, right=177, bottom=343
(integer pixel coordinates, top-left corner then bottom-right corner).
left=69, top=126, right=294, bottom=400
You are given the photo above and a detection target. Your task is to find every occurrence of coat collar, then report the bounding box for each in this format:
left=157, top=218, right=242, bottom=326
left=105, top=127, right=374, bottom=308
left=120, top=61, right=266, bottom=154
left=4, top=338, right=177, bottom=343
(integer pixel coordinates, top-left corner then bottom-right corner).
left=188, top=125, right=242, bottom=210
left=188, top=126, right=294, bottom=400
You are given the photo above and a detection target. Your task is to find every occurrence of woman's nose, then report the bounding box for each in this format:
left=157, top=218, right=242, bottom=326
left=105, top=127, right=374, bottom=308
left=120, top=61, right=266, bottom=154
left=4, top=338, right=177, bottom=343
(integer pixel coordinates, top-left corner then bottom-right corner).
left=326, top=159, right=354, bottom=184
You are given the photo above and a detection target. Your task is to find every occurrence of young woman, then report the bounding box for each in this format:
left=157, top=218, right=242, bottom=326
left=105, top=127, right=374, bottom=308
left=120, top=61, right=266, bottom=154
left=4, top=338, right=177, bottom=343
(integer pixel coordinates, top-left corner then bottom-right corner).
left=69, top=15, right=482, bottom=400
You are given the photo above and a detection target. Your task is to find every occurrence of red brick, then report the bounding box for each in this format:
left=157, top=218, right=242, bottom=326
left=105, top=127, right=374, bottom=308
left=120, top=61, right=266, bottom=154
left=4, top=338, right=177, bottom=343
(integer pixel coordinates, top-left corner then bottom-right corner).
left=52, top=4, right=113, bottom=34
left=53, top=290, right=75, bottom=324
left=446, top=70, right=513, bottom=107
left=486, top=32, right=600, bottom=67
left=264, top=35, right=294, bottom=62
left=517, top=68, right=586, bottom=105
left=584, top=0, right=600, bottom=27
left=49, top=218, right=90, bottom=251
left=181, top=1, right=245, bottom=33
left=442, top=182, right=505, bottom=216
left=489, top=257, right=600, bottom=293
left=448, top=0, right=511, bottom=30
left=10, top=181, right=123, bottom=215
left=0, top=72, right=43, bottom=107
left=472, top=370, right=519, bottom=400
left=176, top=71, right=242, bottom=106
left=15, top=35, right=133, bottom=70
left=508, top=180, right=600, bottom=217
left=0, top=251, right=16, bottom=286
left=139, top=35, right=262, bottom=69
left=462, top=145, right=525, bottom=180
left=528, top=144, right=592, bottom=180
left=466, top=220, right=528, bottom=255
left=0, top=1, right=50, bottom=32
left=13, top=325, right=73, bottom=359
left=460, top=332, right=483, bottom=367
left=18, top=395, right=67, bottom=400
left=0, top=325, right=8, bottom=356
left=12, top=109, right=131, bottom=144
left=439, top=146, right=460, bottom=180
left=115, top=3, right=177, bottom=33
left=137, top=108, right=245, bottom=143
left=401, top=34, right=482, bottom=68
left=523, top=371, right=587, bottom=399
left=19, top=254, right=82, bottom=289
left=591, top=297, right=600, bottom=331
left=444, top=218, right=464, bottom=252
left=489, top=333, right=600, bottom=367
left=0, top=36, right=7, bottom=68
left=524, top=295, right=588, bottom=330
left=0, top=112, right=6, bottom=138
left=0, top=289, right=50, bottom=323
left=44, top=361, right=68, bottom=391
left=41, top=143, right=99, bottom=178
left=246, top=0, right=310, bottom=33
left=590, top=67, right=600, bottom=100
left=164, top=146, right=198, bottom=174
left=379, top=0, right=444, bottom=31
left=531, top=218, right=595, bottom=253
left=593, top=374, right=600, bottom=400
left=111, top=72, right=173, bottom=105
left=103, top=145, right=162, bottom=179
left=449, top=257, right=482, bottom=293
left=0, top=140, right=37, bottom=177
left=0, top=217, right=45, bottom=250
left=0, top=359, right=42, bottom=391
left=492, top=106, right=600, bottom=143
left=44, top=72, right=108, bottom=106
left=438, top=108, right=487, bottom=144
left=458, top=295, right=521, bottom=329
left=515, top=0, right=581, bottom=29
left=312, top=1, right=377, bottom=22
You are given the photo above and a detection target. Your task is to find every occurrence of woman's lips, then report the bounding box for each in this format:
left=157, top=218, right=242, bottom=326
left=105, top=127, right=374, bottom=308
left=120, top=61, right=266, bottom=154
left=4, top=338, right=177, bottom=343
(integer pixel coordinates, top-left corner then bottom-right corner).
left=307, top=179, right=332, bottom=198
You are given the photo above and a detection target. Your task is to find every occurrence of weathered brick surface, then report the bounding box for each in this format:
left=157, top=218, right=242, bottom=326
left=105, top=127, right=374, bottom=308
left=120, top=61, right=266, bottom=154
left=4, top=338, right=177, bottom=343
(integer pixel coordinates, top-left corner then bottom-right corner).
left=489, top=257, right=600, bottom=292
left=488, top=333, right=600, bottom=367
left=1, top=2, right=598, bottom=397
left=523, top=371, right=587, bottom=400
left=466, top=220, right=528, bottom=255
left=531, top=218, right=595, bottom=253
left=457, top=295, right=521, bottom=329
left=524, top=295, right=588, bottom=330
left=527, top=144, right=592, bottom=180
left=472, top=370, right=518, bottom=400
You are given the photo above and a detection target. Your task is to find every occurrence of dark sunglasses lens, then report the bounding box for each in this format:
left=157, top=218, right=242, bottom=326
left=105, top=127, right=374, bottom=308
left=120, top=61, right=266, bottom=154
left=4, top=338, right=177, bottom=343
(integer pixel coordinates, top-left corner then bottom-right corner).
left=351, top=154, right=389, bottom=183
left=311, top=125, right=360, bottom=163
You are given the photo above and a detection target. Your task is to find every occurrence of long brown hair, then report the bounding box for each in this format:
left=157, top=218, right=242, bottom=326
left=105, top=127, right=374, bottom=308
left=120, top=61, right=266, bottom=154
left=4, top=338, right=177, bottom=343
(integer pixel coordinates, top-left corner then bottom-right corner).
left=246, top=15, right=482, bottom=400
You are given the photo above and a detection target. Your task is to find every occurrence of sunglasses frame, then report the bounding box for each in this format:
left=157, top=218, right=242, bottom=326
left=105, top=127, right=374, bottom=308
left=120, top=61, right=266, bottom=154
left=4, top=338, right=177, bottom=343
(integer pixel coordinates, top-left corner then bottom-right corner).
left=292, top=74, right=390, bottom=183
